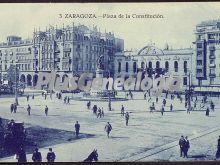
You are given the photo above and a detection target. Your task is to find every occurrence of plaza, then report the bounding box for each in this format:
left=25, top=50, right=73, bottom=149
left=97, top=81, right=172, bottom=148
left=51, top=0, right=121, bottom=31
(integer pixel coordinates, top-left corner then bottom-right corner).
left=0, top=90, right=219, bottom=162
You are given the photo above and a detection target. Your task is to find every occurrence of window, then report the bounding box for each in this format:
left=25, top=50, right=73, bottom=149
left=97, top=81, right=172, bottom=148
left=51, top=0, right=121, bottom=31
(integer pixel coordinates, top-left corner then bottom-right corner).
left=174, top=61, right=178, bottom=72
left=133, top=62, right=137, bottom=73
left=210, top=78, right=214, bottom=85
left=118, top=62, right=121, bottom=73
left=184, top=61, right=187, bottom=73
left=148, top=61, right=152, bottom=68
left=156, top=61, right=160, bottom=68
left=126, top=62, right=129, bottom=72
left=165, top=61, right=169, bottom=71
left=183, top=77, right=187, bottom=85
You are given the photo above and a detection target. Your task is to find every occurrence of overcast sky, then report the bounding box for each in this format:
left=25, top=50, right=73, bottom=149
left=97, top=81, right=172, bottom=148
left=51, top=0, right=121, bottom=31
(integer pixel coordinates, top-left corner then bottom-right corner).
left=0, top=2, right=220, bottom=50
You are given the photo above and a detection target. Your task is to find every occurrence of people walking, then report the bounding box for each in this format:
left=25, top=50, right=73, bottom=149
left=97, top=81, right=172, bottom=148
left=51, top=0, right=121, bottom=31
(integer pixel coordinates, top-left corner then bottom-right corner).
left=75, top=121, right=80, bottom=138
left=32, top=148, right=42, bottom=162
left=93, top=105, right=97, bottom=115
left=26, top=95, right=29, bottom=102
left=163, top=99, right=166, bottom=107
left=87, top=101, right=91, bottom=109
left=125, top=112, right=129, bottom=126
left=161, top=106, right=165, bottom=116
left=14, top=103, right=17, bottom=113
left=121, top=105, right=125, bottom=116
left=206, top=107, right=210, bottom=117
left=46, top=148, right=56, bottom=162
left=101, top=109, right=104, bottom=117
left=170, top=104, right=173, bottom=111
left=32, top=94, right=35, bottom=100
left=45, top=106, right=48, bottom=116
left=27, top=104, right=31, bottom=116
left=156, top=97, right=158, bottom=103
left=179, top=135, right=185, bottom=157
left=16, top=146, right=27, bottom=163
left=183, top=136, right=190, bottom=158
left=97, top=108, right=102, bottom=118
left=104, top=122, right=112, bottom=138
left=10, top=103, right=14, bottom=113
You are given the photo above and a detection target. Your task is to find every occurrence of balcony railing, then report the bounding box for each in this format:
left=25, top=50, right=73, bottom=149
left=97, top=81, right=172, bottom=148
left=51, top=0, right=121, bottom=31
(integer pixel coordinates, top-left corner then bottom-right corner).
left=196, top=65, right=203, bottom=69
left=209, top=46, right=215, bottom=51
left=196, top=73, right=204, bottom=78
left=209, top=63, right=216, bottom=68
left=197, top=56, right=203, bottom=60
left=209, top=73, right=216, bottom=77
left=63, top=48, right=71, bottom=52
left=209, top=55, right=216, bottom=59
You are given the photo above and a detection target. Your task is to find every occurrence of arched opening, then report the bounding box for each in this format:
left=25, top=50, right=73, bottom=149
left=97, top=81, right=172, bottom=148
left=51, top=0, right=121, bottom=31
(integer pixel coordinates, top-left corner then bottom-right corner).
left=156, top=61, right=160, bottom=69
left=148, top=61, right=152, bottom=68
left=133, top=62, right=137, bottom=73
left=33, top=74, right=38, bottom=86
left=118, top=62, right=121, bottom=73
left=174, top=61, right=178, bottom=72
left=20, top=74, right=25, bottom=83
left=165, top=61, right=169, bottom=72
left=27, top=74, right=32, bottom=86
left=184, top=61, right=187, bottom=73
left=126, top=62, right=129, bottom=72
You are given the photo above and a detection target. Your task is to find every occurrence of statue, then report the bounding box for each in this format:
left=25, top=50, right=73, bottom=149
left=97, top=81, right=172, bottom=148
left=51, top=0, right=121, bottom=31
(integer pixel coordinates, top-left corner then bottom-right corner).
left=97, top=55, right=104, bottom=70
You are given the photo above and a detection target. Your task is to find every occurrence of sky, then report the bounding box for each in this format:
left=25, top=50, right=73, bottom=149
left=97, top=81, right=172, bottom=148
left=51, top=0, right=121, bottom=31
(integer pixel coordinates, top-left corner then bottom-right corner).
left=0, top=2, right=220, bottom=50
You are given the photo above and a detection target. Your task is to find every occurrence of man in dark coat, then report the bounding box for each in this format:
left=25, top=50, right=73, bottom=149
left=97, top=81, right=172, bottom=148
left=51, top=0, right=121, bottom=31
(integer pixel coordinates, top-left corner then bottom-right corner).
left=183, top=136, right=190, bottom=158
left=10, top=104, right=14, bottom=113
left=46, top=148, right=56, bottom=162
left=206, top=107, right=210, bottom=116
left=32, top=148, right=42, bottom=162
left=105, top=122, right=112, bottom=138
left=125, top=112, right=129, bottom=126
left=75, top=121, right=80, bottom=138
left=179, top=135, right=185, bottom=157
left=121, top=105, right=125, bottom=116
left=14, top=103, right=17, bottom=113
left=45, top=106, right=48, bottom=116
left=27, top=104, right=31, bottom=116
left=16, top=147, right=27, bottom=163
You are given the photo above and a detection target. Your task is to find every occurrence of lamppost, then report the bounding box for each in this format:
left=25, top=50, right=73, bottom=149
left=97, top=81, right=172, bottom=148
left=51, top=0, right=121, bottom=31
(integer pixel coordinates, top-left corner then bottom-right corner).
left=14, top=63, right=19, bottom=105
left=187, top=71, right=193, bottom=113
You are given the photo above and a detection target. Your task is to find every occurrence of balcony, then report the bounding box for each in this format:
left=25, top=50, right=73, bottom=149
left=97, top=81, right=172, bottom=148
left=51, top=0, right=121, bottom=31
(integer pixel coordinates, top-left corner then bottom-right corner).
left=209, top=63, right=216, bottom=68
left=209, top=46, right=215, bottom=51
left=54, top=57, right=60, bottom=62
left=63, top=48, right=71, bottom=52
left=54, top=49, right=60, bottom=53
left=196, top=73, right=204, bottom=78
left=209, top=73, right=216, bottom=77
left=209, top=55, right=216, bottom=59
left=196, top=65, right=203, bottom=69
left=197, top=56, right=203, bottom=60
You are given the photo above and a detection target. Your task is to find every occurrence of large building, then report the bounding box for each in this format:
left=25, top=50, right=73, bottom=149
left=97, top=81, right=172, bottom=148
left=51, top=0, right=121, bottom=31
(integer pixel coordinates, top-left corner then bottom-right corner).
left=114, top=44, right=194, bottom=89
left=0, top=24, right=124, bottom=86
left=194, top=20, right=220, bottom=87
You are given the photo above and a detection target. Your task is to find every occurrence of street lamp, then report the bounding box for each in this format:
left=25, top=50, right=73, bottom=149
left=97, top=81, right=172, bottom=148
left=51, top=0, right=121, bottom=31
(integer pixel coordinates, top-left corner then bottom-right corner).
left=14, top=62, right=19, bottom=105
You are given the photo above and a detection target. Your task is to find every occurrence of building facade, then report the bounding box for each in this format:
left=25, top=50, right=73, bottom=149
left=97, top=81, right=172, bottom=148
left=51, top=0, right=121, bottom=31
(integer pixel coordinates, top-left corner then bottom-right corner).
left=0, top=24, right=124, bottom=86
left=194, top=20, right=220, bottom=87
left=114, top=44, right=194, bottom=89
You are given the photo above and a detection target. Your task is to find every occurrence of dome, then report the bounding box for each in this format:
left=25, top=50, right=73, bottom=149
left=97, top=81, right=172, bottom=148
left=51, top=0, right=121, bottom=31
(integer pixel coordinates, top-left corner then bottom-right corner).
left=137, top=45, right=164, bottom=56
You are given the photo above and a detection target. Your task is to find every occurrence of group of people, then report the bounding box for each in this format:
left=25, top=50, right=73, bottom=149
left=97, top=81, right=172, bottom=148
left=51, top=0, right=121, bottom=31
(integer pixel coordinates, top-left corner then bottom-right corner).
left=10, top=103, right=17, bottom=113
left=16, top=147, right=56, bottom=162
left=121, top=105, right=130, bottom=126
left=63, top=96, right=70, bottom=104
left=179, top=135, right=190, bottom=158
left=89, top=104, right=104, bottom=119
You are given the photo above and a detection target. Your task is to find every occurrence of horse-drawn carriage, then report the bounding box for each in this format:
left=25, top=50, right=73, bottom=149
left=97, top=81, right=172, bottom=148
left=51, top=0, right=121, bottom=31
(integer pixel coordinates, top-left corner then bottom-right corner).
left=1, top=120, right=26, bottom=152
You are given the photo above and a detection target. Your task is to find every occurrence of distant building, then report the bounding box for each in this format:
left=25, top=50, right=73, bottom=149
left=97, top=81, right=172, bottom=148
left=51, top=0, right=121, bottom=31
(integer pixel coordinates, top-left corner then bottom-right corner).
left=0, top=24, right=124, bottom=86
left=114, top=44, right=194, bottom=89
left=194, top=20, right=220, bottom=87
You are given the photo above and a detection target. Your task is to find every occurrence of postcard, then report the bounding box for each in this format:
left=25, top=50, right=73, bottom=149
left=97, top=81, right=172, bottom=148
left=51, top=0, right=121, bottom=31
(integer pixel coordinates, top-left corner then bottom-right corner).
left=0, top=2, right=220, bottom=162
